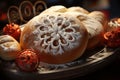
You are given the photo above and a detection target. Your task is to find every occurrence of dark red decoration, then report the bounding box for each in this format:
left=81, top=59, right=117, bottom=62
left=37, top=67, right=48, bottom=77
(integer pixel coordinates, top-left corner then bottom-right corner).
left=16, top=49, right=39, bottom=72
left=3, top=23, right=21, bottom=40
left=104, top=27, right=120, bottom=47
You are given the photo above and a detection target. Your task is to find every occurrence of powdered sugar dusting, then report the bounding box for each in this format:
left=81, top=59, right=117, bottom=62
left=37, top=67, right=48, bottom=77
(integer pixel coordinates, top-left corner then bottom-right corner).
left=32, top=14, right=82, bottom=55
left=108, top=21, right=120, bottom=28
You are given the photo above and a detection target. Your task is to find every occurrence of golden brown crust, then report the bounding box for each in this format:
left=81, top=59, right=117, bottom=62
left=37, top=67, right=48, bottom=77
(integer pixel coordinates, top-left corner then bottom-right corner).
left=20, top=12, right=88, bottom=64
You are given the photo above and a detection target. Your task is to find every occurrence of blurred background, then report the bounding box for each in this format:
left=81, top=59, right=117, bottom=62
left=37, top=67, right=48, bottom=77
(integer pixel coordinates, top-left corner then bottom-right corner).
left=0, top=0, right=120, bottom=28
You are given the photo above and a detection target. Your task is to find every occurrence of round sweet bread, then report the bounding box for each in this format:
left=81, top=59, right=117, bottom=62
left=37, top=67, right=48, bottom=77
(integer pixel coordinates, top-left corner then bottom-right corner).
left=0, top=35, right=21, bottom=60
left=20, top=12, right=88, bottom=64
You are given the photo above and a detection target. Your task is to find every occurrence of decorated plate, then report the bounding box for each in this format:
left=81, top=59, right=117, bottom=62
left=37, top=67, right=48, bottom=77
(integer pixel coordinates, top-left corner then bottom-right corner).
left=0, top=46, right=120, bottom=80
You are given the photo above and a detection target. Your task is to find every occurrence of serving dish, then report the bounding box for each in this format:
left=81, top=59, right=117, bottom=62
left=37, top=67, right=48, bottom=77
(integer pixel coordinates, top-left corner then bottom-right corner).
left=0, top=46, right=120, bottom=80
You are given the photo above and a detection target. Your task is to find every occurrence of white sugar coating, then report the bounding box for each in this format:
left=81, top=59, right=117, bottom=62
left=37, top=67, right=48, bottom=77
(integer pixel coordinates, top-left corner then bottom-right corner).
left=65, top=11, right=88, bottom=22
left=21, top=13, right=84, bottom=55
left=0, top=35, right=19, bottom=52
left=0, top=35, right=14, bottom=43
left=82, top=16, right=103, bottom=38
left=0, top=42, right=18, bottom=52
left=108, top=21, right=120, bottom=28
left=88, top=11, right=105, bottom=23
left=40, top=5, right=67, bottom=15
left=67, top=6, right=89, bottom=14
